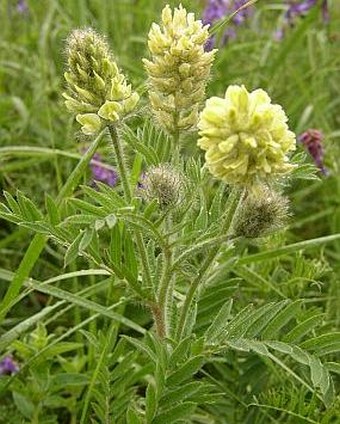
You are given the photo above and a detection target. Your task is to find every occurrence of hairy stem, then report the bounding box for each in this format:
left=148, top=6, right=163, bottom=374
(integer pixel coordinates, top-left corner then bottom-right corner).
left=108, top=125, right=132, bottom=202
left=151, top=303, right=166, bottom=339
left=108, top=125, right=153, bottom=294
left=157, top=245, right=172, bottom=340
left=135, top=231, right=153, bottom=291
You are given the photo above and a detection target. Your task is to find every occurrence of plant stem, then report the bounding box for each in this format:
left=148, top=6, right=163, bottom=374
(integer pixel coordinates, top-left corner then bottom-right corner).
left=135, top=231, right=153, bottom=291
left=175, top=188, right=241, bottom=341
left=157, top=245, right=172, bottom=340
left=108, top=125, right=153, bottom=293
left=151, top=303, right=166, bottom=339
left=154, top=212, right=175, bottom=340
left=108, top=125, right=132, bottom=202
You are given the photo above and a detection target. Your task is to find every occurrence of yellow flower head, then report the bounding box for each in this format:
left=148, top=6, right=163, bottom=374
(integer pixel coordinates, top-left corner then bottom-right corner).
left=198, top=85, right=296, bottom=186
left=143, top=4, right=216, bottom=134
left=63, top=28, right=139, bottom=135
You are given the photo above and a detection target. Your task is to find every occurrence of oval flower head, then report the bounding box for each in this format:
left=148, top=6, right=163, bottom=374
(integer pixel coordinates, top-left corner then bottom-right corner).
left=143, top=4, right=216, bottom=134
left=63, top=28, right=139, bottom=135
left=198, top=85, right=296, bottom=187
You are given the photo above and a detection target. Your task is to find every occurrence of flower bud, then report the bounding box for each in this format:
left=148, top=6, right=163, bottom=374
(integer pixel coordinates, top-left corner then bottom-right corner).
left=198, top=85, right=296, bottom=187
left=143, top=5, right=216, bottom=134
left=140, top=164, right=184, bottom=209
left=298, top=129, right=328, bottom=175
left=232, top=187, right=290, bottom=239
left=63, top=28, right=139, bottom=135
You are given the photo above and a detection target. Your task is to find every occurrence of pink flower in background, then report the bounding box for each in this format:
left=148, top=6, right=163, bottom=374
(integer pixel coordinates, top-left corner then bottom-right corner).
left=298, top=129, right=328, bottom=175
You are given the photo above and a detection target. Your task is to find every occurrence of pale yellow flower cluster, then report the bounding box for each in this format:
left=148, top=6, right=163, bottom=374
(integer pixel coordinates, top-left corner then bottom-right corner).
left=143, top=5, right=216, bottom=134
left=63, top=28, right=139, bottom=135
left=198, top=85, right=296, bottom=186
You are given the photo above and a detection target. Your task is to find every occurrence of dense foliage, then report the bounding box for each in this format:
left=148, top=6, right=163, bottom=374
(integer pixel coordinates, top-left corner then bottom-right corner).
left=0, top=1, right=339, bottom=423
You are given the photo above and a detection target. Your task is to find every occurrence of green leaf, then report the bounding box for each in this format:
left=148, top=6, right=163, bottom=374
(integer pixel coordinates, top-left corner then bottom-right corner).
left=126, top=407, right=142, bottom=424
left=160, top=382, right=203, bottom=410
left=152, top=402, right=197, bottom=424
left=326, top=362, right=340, bottom=375
left=0, top=301, right=63, bottom=351
left=51, top=373, right=89, bottom=390
left=64, top=231, right=84, bottom=267
left=16, top=190, right=43, bottom=221
left=105, top=213, right=117, bottom=229
left=45, top=194, right=60, bottom=225
left=169, top=336, right=192, bottom=368
left=69, top=197, right=106, bottom=217
left=3, top=191, right=21, bottom=215
left=261, top=300, right=302, bottom=339
left=62, top=214, right=95, bottom=226
left=166, top=356, right=204, bottom=387
left=238, top=234, right=340, bottom=265
left=223, top=304, right=254, bottom=339
left=145, top=383, right=157, bottom=423
left=209, top=184, right=226, bottom=222
left=18, top=221, right=53, bottom=235
left=122, top=336, right=157, bottom=362
left=79, top=227, right=95, bottom=252
left=122, top=122, right=159, bottom=165
left=300, top=333, right=340, bottom=356
left=310, top=356, right=330, bottom=395
left=244, top=301, right=290, bottom=339
left=205, top=299, right=233, bottom=343
left=13, top=392, right=35, bottom=419
left=283, top=313, right=324, bottom=343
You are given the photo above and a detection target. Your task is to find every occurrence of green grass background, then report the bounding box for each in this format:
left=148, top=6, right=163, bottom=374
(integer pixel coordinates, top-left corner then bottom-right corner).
left=0, top=0, right=339, bottom=422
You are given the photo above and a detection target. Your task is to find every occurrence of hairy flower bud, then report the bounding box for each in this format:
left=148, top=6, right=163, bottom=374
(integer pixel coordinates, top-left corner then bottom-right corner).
left=140, top=164, right=184, bottom=209
left=198, top=85, right=296, bottom=187
left=143, top=5, right=216, bottom=134
left=63, top=28, right=139, bottom=135
left=232, top=187, right=290, bottom=238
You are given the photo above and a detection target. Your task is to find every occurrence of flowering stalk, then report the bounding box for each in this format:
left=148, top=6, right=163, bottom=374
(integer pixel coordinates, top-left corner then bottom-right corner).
left=63, top=28, right=139, bottom=135
left=143, top=5, right=216, bottom=137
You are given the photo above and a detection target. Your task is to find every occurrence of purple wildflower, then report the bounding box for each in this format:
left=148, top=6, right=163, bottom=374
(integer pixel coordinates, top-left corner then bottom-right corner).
left=287, top=0, right=317, bottom=19
left=16, top=0, right=29, bottom=14
left=275, top=1, right=329, bottom=40
left=90, top=153, right=118, bottom=187
left=0, top=356, right=19, bottom=375
left=298, top=129, right=328, bottom=175
left=202, top=0, right=253, bottom=51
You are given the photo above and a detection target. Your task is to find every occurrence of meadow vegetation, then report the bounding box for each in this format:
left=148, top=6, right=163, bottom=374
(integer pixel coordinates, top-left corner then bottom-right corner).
left=0, top=1, right=339, bottom=423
